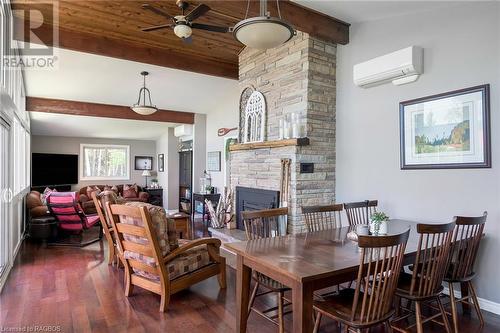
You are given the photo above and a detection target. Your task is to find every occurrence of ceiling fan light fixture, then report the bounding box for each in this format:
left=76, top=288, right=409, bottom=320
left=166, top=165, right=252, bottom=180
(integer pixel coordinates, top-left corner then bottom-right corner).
left=174, top=22, right=192, bottom=38
left=131, top=71, right=158, bottom=115
left=233, top=16, right=295, bottom=50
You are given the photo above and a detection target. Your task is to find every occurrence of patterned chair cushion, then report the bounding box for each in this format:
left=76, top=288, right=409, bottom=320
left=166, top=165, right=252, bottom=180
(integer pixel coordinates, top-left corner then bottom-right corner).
left=129, top=239, right=213, bottom=281
left=121, top=202, right=179, bottom=278
left=98, top=190, right=124, bottom=227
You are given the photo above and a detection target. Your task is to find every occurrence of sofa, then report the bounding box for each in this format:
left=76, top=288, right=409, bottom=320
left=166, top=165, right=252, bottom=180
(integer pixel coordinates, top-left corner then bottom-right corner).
left=26, top=191, right=51, bottom=218
left=79, top=185, right=149, bottom=215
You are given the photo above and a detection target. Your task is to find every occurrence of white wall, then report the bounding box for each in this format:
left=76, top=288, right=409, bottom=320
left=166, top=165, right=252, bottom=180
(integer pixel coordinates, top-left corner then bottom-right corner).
left=192, top=114, right=207, bottom=193
left=31, top=135, right=156, bottom=190
left=155, top=128, right=180, bottom=210
left=336, top=2, right=500, bottom=303
left=167, top=128, right=179, bottom=210
left=155, top=131, right=169, bottom=209
left=205, top=95, right=239, bottom=191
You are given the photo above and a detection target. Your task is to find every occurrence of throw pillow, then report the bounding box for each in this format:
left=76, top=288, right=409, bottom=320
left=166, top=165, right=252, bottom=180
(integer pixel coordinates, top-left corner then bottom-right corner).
left=86, top=186, right=101, bottom=199
left=41, top=187, right=57, bottom=205
left=111, top=185, right=119, bottom=194
left=98, top=190, right=122, bottom=227
left=123, top=184, right=137, bottom=199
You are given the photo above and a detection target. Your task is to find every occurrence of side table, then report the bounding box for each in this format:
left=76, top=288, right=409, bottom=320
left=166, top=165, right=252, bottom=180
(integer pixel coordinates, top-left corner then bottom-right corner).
left=167, top=212, right=191, bottom=239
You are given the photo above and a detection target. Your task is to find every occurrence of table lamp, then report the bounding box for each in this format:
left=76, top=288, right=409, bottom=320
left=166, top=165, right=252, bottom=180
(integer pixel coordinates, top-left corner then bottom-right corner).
left=142, top=170, right=151, bottom=188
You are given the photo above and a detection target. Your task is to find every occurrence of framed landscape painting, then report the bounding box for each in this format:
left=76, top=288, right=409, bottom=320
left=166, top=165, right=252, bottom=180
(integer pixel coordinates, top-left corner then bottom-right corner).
left=400, top=85, right=491, bottom=169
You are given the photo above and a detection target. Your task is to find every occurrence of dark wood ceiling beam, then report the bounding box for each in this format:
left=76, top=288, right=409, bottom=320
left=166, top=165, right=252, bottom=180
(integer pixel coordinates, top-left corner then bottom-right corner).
left=27, top=97, right=195, bottom=124
left=207, top=0, right=350, bottom=45
left=14, top=21, right=238, bottom=79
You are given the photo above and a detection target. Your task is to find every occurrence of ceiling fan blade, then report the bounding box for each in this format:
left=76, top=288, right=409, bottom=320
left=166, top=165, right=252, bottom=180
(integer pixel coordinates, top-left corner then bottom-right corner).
left=142, top=24, right=173, bottom=32
left=185, top=4, right=210, bottom=22
left=182, top=36, right=193, bottom=44
left=142, top=4, right=175, bottom=21
left=191, top=23, right=229, bottom=33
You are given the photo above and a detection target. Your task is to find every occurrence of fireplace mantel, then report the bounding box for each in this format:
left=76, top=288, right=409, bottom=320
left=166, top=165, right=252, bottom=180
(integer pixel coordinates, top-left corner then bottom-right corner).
left=229, top=137, right=310, bottom=152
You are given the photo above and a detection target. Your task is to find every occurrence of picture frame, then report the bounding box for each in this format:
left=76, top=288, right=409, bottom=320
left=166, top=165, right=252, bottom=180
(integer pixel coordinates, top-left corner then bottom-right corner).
left=207, top=151, right=221, bottom=171
left=158, top=154, right=164, bottom=172
left=135, top=156, right=153, bottom=170
left=400, top=84, right=491, bottom=169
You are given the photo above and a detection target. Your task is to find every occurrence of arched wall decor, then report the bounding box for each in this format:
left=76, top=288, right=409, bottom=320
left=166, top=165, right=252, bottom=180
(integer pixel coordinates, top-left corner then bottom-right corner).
left=239, top=86, right=254, bottom=142
left=243, top=91, right=266, bottom=143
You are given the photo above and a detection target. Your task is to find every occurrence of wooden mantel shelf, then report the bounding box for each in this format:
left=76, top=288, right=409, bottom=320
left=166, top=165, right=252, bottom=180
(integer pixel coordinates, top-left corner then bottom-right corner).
left=229, top=137, right=310, bottom=152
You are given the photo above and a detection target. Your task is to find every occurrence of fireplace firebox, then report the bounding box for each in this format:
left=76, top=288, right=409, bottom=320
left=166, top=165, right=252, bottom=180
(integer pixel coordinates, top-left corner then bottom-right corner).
left=235, top=186, right=280, bottom=230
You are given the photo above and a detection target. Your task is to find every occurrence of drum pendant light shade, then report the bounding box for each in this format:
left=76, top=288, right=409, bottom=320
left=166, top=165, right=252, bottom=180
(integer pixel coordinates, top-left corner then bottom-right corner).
left=233, top=16, right=295, bottom=50
left=233, top=0, right=295, bottom=50
left=131, top=71, right=158, bottom=115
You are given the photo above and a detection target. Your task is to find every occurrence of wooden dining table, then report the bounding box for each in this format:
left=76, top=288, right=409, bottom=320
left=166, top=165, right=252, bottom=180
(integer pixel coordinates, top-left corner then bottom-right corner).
left=225, top=219, right=469, bottom=333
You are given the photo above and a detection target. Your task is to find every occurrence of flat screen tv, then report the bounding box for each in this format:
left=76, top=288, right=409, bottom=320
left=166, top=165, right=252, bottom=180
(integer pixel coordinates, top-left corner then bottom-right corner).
left=32, top=153, right=78, bottom=186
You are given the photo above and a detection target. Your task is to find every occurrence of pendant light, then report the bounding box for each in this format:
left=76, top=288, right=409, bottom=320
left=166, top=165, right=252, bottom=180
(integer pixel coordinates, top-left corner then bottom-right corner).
left=233, top=0, right=296, bottom=50
left=131, top=71, right=158, bottom=115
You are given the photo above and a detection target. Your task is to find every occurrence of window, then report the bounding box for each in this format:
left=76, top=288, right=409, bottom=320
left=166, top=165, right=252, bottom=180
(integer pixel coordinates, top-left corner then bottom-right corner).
left=80, top=144, right=130, bottom=181
left=12, top=117, right=28, bottom=195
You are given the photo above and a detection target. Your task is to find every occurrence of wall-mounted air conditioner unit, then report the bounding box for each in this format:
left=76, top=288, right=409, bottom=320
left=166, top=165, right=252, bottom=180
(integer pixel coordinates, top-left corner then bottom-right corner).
left=353, top=46, right=423, bottom=88
left=174, top=124, right=193, bottom=137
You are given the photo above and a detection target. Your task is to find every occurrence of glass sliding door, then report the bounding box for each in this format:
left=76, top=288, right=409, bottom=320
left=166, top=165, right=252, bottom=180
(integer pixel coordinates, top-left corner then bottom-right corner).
left=0, top=118, right=10, bottom=278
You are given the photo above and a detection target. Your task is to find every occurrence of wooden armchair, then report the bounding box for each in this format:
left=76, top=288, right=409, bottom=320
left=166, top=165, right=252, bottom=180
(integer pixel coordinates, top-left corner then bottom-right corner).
left=106, top=201, right=226, bottom=312
left=91, top=191, right=121, bottom=266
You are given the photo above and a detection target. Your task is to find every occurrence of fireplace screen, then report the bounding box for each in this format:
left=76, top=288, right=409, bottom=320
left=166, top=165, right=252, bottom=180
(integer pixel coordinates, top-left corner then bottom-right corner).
left=236, top=186, right=280, bottom=231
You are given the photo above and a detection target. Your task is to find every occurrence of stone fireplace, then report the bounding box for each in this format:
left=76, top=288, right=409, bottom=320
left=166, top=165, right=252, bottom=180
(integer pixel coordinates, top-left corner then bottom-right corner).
left=229, top=32, right=337, bottom=234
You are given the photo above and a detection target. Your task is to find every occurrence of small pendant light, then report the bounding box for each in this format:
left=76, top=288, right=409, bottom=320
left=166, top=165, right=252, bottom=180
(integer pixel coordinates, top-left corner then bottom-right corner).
left=131, top=71, right=158, bottom=115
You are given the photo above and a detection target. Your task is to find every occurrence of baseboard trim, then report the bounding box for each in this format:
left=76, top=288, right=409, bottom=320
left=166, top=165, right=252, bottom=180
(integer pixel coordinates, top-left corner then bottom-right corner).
left=443, top=286, right=500, bottom=315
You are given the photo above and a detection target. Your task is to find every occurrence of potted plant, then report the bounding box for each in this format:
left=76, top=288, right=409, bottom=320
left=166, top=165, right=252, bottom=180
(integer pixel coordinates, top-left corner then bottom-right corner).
left=370, top=212, right=389, bottom=235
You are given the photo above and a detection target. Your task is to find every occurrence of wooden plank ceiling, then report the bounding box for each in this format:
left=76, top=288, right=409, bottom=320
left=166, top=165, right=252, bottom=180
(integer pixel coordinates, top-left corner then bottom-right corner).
left=12, top=0, right=350, bottom=79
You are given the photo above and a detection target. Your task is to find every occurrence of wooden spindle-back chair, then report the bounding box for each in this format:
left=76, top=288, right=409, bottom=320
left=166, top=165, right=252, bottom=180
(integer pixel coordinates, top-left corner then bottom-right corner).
left=302, top=204, right=343, bottom=232
left=391, top=222, right=455, bottom=333
left=242, top=207, right=290, bottom=333
left=445, top=212, right=487, bottom=333
left=344, top=200, right=378, bottom=226
left=313, top=229, right=410, bottom=332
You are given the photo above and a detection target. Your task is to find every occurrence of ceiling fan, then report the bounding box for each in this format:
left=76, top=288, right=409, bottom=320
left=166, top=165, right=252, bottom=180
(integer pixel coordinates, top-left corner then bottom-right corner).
left=141, top=1, right=231, bottom=44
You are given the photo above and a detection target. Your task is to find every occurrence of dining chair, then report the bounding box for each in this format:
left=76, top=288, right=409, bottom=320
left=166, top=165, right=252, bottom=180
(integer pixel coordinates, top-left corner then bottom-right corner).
left=91, top=190, right=123, bottom=266
left=391, top=222, right=455, bottom=333
left=343, top=200, right=378, bottom=226
left=313, top=229, right=410, bottom=333
left=46, top=191, right=102, bottom=247
left=444, top=212, right=487, bottom=333
left=302, top=204, right=343, bottom=232
left=242, top=207, right=290, bottom=333
left=107, top=201, right=226, bottom=312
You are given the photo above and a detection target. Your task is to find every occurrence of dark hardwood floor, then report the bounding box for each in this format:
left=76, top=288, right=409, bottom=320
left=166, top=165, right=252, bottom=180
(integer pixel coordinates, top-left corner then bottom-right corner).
left=0, top=221, right=498, bottom=332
